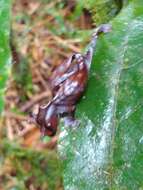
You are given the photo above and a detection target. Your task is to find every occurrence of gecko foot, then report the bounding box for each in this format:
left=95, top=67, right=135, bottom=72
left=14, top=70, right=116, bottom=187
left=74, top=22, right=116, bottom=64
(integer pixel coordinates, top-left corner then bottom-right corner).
left=64, top=116, right=80, bottom=127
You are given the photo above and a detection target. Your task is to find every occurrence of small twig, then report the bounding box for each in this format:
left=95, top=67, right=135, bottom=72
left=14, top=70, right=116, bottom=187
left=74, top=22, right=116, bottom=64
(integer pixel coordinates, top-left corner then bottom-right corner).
left=51, top=35, right=81, bottom=52
left=17, top=124, right=36, bottom=137
left=52, top=48, right=70, bottom=58
left=6, top=118, right=14, bottom=141
left=35, top=69, right=48, bottom=89
left=4, top=111, right=28, bottom=120
left=20, top=89, right=52, bottom=112
left=36, top=135, right=58, bottom=150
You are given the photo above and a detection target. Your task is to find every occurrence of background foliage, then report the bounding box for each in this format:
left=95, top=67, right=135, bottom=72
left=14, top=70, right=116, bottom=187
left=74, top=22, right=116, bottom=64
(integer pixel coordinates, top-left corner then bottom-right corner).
left=76, top=0, right=129, bottom=25
left=0, top=0, right=92, bottom=189
left=0, top=140, right=62, bottom=190
left=0, top=0, right=11, bottom=113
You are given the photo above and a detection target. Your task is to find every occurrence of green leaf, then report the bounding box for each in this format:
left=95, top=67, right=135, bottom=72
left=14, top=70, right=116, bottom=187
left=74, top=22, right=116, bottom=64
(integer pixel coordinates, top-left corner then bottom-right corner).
left=0, top=140, right=63, bottom=190
left=76, top=0, right=123, bottom=25
left=59, top=1, right=143, bottom=189
left=0, top=0, right=11, bottom=113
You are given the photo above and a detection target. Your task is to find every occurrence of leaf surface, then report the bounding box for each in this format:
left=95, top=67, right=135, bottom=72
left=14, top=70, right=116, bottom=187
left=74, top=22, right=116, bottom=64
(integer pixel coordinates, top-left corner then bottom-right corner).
left=59, top=1, right=143, bottom=189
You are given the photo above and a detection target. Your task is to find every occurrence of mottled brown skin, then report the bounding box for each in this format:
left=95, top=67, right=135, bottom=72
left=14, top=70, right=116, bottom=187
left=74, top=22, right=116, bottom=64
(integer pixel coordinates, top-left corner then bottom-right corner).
left=33, top=24, right=111, bottom=136
left=36, top=54, right=88, bottom=136
left=53, top=54, right=88, bottom=106
left=36, top=104, right=58, bottom=136
left=50, top=55, right=75, bottom=93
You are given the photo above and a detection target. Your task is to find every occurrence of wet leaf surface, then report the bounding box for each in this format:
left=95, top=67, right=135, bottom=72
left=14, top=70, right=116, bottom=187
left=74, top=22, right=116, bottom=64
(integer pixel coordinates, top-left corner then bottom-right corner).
left=59, top=1, right=143, bottom=189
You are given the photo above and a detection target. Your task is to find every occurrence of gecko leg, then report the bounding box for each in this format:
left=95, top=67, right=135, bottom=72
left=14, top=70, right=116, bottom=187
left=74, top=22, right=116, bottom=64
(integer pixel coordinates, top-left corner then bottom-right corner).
left=56, top=104, right=80, bottom=127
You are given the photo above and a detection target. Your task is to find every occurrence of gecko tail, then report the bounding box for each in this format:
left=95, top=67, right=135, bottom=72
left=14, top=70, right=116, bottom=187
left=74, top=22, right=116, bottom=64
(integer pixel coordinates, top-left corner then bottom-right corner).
left=92, top=24, right=112, bottom=37
left=84, top=24, right=111, bottom=71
